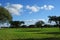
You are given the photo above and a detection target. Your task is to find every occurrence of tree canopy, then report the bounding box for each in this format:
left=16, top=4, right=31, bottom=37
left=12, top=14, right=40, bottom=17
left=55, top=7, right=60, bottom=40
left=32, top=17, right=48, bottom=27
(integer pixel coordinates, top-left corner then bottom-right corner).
left=48, top=16, right=60, bottom=28
left=10, top=21, right=24, bottom=28
left=0, top=6, right=12, bottom=23
left=35, top=21, right=45, bottom=27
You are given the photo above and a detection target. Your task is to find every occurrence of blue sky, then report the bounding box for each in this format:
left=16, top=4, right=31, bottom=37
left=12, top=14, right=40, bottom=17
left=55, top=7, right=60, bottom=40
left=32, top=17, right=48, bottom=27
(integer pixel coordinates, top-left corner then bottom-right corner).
left=0, top=0, right=60, bottom=25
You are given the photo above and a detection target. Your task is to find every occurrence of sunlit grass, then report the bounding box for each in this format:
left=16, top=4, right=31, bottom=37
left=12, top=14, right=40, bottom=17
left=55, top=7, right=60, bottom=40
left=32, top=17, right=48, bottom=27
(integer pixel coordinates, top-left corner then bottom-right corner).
left=0, top=28, right=60, bottom=40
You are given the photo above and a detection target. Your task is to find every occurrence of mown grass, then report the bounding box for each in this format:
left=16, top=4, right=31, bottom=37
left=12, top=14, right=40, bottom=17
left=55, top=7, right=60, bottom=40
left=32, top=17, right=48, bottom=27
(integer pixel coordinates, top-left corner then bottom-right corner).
left=0, top=28, right=60, bottom=40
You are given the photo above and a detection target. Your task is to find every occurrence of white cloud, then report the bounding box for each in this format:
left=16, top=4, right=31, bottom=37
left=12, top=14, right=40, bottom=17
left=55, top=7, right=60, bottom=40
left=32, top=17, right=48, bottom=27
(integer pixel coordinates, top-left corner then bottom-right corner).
left=11, top=4, right=23, bottom=10
left=41, top=5, right=54, bottom=10
left=26, top=5, right=54, bottom=14
left=5, top=3, right=23, bottom=15
left=26, top=5, right=40, bottom=13
left=48, top=5, right=54, bottom=10
left=0, top=3, right=2, bottom=6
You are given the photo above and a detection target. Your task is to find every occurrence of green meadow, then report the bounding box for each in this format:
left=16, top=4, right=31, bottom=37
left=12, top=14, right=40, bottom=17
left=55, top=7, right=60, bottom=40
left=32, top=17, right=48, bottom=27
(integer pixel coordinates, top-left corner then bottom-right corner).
left=0, top=28, right=60, bottom=40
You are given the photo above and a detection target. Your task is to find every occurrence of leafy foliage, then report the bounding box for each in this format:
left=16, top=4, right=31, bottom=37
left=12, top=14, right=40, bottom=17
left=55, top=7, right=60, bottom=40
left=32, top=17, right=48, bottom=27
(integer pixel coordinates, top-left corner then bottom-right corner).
left=35, top=21, right=45, bottom=27
left=48, top=16, right=60, bottom=27
left=10, top=21, right=24, bottom=28
left=0, top=6, right=12, bottom=23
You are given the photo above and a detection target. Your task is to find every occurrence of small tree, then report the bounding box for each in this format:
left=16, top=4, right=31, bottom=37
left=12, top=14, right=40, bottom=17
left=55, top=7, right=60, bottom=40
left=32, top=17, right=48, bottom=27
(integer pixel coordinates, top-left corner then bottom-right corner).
left=35, top=21, right=45, bottom=28
left=48, top=16, right=60, bottom=28
left=10, top=21, right=24, bottom=28
left=28, top=25, right=35, bottom=28
left=48, top=16, right=58, bottom=25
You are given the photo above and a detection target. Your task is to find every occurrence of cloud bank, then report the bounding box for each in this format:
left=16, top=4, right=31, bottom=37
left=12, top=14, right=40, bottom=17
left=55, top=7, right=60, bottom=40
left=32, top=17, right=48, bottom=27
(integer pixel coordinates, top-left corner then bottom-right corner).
left=24, top=19, right=46, bottom=22
left=0, top=3, right=54, bottom=15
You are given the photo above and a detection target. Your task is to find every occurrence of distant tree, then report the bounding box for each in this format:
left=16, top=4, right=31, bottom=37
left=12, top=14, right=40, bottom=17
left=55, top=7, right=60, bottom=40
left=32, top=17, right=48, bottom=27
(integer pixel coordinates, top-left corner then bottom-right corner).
left=48, top=16, right=58, bottom=25
left=0, top=6, right=12, bottom=27
left=48, top=16, right=60, bottom=28
left=10, top=21, right=24, bottom=28
left=35, top=21, right=45, bottom=28
left=28, top=25, right=35, bottom=28
left=44, top=24, right=53, bottom=28
left=57, top=16, right=60, bottom=27
left=21, top=25, right=27, bottom=28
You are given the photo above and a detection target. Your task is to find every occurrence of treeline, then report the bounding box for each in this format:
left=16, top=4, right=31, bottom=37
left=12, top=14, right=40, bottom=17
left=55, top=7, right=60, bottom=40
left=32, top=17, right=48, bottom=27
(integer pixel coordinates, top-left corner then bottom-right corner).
left=4, top=16, right=60, bottom=28
left=1, top=22, right=59, bottom=28
left=9, top=16, right=60, bottom=28
left=1, top=19, right=60, bottom=28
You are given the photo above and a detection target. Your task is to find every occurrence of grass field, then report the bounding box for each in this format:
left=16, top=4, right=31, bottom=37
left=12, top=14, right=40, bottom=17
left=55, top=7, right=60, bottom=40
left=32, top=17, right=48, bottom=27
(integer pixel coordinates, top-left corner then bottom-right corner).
left=0, top=28, right=60, bottom=40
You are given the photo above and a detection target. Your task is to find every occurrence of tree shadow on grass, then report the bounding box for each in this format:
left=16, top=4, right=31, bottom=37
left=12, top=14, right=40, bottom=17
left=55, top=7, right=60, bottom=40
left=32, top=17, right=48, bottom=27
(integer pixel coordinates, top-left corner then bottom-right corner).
left=36, top=32, right=60, bottom=35
left=25, top=30, right=41, bottom=32
left=19, top=30, right=41, bottom=32
left=12, top=37, right=60, bottom=40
